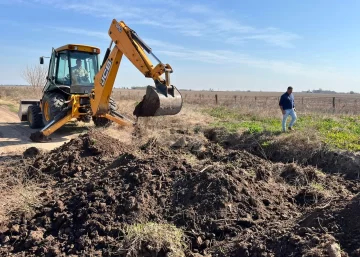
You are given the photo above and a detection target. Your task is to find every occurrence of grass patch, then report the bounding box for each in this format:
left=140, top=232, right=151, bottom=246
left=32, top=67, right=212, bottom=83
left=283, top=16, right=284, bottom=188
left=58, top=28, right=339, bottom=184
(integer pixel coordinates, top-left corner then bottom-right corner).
left=0, top=165, right=42, bottom=224
left=0, top=99, right=18, bottom=113
left=310, top=182, right=325, bottom=191
left=205, top=106, right=360, bottom=151
left=121, top=222, right=187, bottom=257
left=205, top=107, right=281, bottom=134
left=316, top=116, right=360, bottom=151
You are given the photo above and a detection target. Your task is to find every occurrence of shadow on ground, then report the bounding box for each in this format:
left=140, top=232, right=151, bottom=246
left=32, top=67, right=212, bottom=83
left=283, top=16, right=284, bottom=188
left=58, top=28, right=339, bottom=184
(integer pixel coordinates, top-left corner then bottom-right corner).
left=0, top=121, right=89, bottom=148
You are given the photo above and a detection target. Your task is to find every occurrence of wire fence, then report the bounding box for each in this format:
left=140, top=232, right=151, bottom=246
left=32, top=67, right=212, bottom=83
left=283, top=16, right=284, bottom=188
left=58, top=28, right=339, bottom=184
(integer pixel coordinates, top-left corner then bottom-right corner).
left=111, top=90, right=360, bottom=115
left=2, top=86, right=359, bottom=115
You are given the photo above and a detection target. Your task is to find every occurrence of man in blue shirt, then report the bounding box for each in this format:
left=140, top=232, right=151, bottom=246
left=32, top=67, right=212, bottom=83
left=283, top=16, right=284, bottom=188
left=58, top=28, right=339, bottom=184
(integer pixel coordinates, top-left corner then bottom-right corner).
left=279, top=86, right=297, bottom=132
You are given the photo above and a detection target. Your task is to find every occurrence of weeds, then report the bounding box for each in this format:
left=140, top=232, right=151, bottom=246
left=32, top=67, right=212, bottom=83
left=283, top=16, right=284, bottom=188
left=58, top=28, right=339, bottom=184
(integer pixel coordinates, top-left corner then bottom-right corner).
left=0, top=99, right=18, bottom=113
left=205, top=106, right=360, bottom=151
left=311, top=182, right=325, bottom=191
left=1, top=85, right=360, bottom=152
left=0, top=165, right=42, bottom=224
left=121, top=222, right=187, bottom=257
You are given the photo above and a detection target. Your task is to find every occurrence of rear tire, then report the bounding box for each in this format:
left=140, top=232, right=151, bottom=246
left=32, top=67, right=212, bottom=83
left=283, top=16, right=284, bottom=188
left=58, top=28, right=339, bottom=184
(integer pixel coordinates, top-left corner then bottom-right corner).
left=92, top=97, right=117, bottom=127
left=27, top=105, right=44, bottom=129
left=41, top=92, right=66, bottom=125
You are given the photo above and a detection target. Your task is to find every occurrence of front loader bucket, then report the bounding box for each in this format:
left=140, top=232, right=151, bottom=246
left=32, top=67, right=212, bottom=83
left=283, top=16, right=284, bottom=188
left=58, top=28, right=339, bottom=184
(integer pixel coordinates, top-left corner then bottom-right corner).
left=18, top=99, right=40, bottom=121
left=134, top=85, right=182, bottom=117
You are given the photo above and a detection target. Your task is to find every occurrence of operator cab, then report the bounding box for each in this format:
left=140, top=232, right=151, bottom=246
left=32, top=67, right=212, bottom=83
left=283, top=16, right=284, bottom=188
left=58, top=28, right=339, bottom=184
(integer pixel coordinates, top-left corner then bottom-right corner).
left=40, top=44, right=100, bottom=94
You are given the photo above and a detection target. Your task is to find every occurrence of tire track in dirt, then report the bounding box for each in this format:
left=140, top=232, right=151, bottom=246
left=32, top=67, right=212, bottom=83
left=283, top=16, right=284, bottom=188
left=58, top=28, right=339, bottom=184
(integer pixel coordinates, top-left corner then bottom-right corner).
left=0, top=105, right=87, bottom=155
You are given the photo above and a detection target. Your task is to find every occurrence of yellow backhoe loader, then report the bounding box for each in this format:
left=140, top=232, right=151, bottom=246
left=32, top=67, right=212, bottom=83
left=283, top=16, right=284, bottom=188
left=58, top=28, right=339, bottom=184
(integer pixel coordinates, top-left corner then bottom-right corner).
left=18, top=19, right=183, bottom=142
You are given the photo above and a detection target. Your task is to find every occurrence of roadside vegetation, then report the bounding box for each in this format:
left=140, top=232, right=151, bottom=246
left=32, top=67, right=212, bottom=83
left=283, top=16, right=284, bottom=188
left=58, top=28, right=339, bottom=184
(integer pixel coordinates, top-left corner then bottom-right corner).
left=205, top=106, right=360, bottom=151
left=1, top=85, right=360, bottom=152
left=0, top=99, right=18, bottom=113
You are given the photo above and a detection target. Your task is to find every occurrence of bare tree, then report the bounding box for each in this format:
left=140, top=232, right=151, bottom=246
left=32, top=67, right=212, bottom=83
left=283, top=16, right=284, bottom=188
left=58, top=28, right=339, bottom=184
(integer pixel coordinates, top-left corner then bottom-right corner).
left=21, top=64, right=48, bottom=89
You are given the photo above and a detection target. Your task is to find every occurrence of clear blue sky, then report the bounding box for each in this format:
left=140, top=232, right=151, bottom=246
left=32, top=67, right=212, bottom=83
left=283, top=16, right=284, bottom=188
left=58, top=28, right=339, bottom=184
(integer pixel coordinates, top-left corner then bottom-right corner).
left=1, top=0, right=360, bottom=92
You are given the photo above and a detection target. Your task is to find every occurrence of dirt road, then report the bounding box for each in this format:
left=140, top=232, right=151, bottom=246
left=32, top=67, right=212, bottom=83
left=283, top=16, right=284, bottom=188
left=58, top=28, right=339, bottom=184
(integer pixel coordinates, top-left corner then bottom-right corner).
left=0, top=105, right=88, bottom=156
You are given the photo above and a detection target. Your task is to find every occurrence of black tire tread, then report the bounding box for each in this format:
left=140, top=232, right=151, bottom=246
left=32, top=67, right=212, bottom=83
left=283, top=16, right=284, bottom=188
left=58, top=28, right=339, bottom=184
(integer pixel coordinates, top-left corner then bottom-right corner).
left=28, top=105, right=44, bottom=129
left=42, top=91, right=66, bottom=125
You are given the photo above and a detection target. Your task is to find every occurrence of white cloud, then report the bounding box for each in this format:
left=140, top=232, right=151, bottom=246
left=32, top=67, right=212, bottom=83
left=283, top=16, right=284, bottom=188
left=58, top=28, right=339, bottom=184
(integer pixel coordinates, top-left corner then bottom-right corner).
left=207, top=19, right=300, bottom=48
left=158, top=47, right=360, bottom=84
left=46, top=25, right=331, bottom=80
left=186, top=4, right=213, bottom=14
left=141, top=38, right=185, bottom=51
left=19, top=0, right=300, bottom=49
left=244, top=30, right=300, bottom=48
left=129, top=17, right=208, bottom=37
left=207, top=18, right=256, bottom=34
left=50, top=27, right=108, bottom=40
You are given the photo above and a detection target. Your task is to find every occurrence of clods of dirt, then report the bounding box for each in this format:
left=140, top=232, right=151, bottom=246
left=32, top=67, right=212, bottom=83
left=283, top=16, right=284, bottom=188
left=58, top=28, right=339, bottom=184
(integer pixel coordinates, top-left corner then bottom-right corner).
left=0, top=129, right=359, bottom=257
left=204, top=127, right=360, bottom=180
left=23, top=147, right=41, bottom=158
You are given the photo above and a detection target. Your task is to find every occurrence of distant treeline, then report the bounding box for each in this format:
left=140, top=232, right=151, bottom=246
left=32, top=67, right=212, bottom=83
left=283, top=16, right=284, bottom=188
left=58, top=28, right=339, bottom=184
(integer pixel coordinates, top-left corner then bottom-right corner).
left=1, top=85, right=358, bottom=94
left=130, top=86, right=148, bottom=90
left=302, top=89, right=358, bottom=94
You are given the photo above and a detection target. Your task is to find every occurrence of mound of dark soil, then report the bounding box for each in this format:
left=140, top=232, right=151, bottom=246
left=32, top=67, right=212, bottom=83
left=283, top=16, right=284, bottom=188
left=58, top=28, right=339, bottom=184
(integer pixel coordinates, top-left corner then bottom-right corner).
left=204, top=127, right=360, bottom=179
left=293, top=193, right=360, bottom=256
left=0, top=129, right=359, bottom=257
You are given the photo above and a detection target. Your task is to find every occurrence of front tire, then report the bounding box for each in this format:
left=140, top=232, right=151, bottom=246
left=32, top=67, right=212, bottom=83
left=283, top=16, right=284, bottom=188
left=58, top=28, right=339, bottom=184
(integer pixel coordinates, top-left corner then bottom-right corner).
left=41, top=92, right=66, bottom=125
left=27, top=105, right=44, bottom=129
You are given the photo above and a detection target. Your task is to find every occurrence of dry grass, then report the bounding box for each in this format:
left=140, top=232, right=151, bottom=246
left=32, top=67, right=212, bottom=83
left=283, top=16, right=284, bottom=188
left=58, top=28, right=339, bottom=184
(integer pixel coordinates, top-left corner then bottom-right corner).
left=0, top=86, right=42, bottom=102
left=0, top=99, right=18, bottom=113
left=2, top=85, right=360, bottom=115
left=108, top=100, right=213, bottom=147
left=1, top=85, right=359, bottom=151
left=121, top=222, right=187, bottom=257
left=111, top=87, right=360, bottom=115
left=0, top=163, right=42, bottom=225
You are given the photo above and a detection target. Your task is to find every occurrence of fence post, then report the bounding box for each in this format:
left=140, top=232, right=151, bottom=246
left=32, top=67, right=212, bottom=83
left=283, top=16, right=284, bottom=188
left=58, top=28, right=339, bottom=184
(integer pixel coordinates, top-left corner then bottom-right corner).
left=333, top=97, right=336, bottom=109
left=234, top=95, right=236, bottom=104
left=215, top=94, right=218, bottom=105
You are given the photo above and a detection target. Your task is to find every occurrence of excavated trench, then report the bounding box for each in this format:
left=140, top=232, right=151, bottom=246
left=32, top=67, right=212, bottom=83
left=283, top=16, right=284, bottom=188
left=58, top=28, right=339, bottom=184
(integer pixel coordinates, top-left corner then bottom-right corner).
left=0, top=129, right=359, bottom=257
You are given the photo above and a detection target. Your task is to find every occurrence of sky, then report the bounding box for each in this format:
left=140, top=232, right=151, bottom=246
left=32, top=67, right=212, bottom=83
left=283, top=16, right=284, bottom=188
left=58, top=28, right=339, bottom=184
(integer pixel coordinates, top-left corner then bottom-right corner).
left=0, top=0, right=360, bottom=92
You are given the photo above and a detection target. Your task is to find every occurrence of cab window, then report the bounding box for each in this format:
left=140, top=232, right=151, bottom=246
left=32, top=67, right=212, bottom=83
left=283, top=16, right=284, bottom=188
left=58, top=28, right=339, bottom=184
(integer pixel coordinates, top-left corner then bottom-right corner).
left=55, top=51, right=70, bottom=85
left=69, top=51, right=98, bottom=85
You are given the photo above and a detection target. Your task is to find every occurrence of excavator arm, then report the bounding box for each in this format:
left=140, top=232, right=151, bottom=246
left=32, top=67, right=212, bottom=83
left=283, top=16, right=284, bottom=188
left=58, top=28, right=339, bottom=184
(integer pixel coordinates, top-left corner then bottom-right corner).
left=91, top=19, right=182, bottom=118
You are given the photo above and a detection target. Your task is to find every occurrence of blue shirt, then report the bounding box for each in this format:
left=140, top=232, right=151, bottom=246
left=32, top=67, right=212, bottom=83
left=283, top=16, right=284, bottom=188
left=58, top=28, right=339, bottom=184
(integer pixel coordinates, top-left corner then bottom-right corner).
left=279, top=92, right=295, bottom=110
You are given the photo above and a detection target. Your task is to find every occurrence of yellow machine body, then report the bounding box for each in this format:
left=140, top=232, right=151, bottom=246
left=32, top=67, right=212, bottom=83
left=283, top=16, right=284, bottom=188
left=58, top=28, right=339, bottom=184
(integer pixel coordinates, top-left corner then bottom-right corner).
left=20, top=19, right=183, bottom=142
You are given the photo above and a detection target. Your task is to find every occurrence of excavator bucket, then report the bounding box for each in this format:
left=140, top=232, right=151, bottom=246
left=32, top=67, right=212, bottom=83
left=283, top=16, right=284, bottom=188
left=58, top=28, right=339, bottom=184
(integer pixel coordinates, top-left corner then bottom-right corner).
left=133, top=85, right=182, bottom=117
